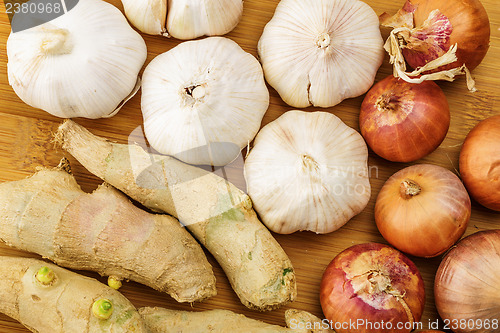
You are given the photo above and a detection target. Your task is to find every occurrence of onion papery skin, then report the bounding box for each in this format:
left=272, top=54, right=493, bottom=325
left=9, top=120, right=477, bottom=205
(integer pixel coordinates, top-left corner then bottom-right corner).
left=320, top=243, right=425, bottom=333
left=360, top=76, right=449, bottom=162
left=375, top=164, right=471, bottom=258
left=459, top=115, right=500, bottom=211
left=401, top=0, right=490, bottom=71
left=435, top=230, right=500, bottom=333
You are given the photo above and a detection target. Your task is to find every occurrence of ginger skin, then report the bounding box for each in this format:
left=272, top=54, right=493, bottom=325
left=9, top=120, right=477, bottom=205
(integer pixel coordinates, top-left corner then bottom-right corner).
left=57, top=120, right=296, bottom=311
left=0, top=256, right=148, bottom=332
left=0, top=159, right=216, bottom=303
left=139, top=307, right=335, bottom=333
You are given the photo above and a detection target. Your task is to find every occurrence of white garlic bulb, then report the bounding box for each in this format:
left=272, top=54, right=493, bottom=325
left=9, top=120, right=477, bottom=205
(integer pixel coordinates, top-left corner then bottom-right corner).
left=7, top=0, right=147, bottom=119
left=120, top=0, right=243, bottom=40
left=141, top=37, right=269, bottom=166
left=167, top=0, right=243, bottom=40
left=244, top=111, right=371, bottom=234
left=258, top=0, right=384, bottom=108
left=121, top=0, right=168, bottom=36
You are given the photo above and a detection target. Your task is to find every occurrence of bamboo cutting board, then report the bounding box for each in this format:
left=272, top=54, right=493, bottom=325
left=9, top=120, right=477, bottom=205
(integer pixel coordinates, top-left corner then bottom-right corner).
left=0, top=0, right=499, bottom=331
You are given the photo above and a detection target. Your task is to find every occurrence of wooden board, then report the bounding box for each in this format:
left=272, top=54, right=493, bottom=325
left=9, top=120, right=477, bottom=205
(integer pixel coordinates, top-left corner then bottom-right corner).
left=0, top=0, right=499, bottom=331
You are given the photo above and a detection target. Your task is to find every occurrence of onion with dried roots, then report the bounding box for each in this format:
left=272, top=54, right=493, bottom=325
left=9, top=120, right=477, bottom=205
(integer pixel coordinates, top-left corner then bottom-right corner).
left=360, top=76, right=450, bottom=162
left=435, top=230, right=500, bottom=333
left=244, top=111, right=371, bottom=234
left=380, top=0, right=490, bottom=90
left=258, top=0, right=384, bottom=108
left=459, top=115, right=500, bottom=211
left=375, top=164, right=471, bottom=257
left=320, top=243, right=426, bottom=333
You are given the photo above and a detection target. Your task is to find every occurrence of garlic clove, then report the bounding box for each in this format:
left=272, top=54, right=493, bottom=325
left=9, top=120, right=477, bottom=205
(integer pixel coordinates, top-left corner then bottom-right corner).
left=120, top=0, right=243, bottom=40
left=121, top=0, right=168, bottom=36
left=167, top=0, right=243, bottom=40
left=141, top=37, right=269, bottom=166
left=244, top=111, right=371, bottom=234
left=258, top=0, right=384, bottom=108
left=7, top=0, right=147, bottom=119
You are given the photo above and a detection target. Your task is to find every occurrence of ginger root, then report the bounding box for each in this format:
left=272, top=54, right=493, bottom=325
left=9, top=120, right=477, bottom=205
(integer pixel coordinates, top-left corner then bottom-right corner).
left=57, top=120, right=296, bottom=311
left=139, top=307, right=335, bottom=333
left=0, top=256, right=147, bottom=332
left=0, top=158, right=216, bottom=303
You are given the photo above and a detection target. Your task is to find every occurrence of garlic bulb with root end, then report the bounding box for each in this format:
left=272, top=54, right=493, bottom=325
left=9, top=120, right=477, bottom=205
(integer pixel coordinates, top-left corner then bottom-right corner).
left=121, top=0, right=168, bottom=36
left=120, top=0, right=243, bottom=40
left=167, top=0, right=244, bottom=40
left=141, top=37, right=269, bottom=166
left=244, top=111, right=371, bottom=234
left=7, top=0, right=147, bottom=119
left=257, top=0, right=384, bottom=108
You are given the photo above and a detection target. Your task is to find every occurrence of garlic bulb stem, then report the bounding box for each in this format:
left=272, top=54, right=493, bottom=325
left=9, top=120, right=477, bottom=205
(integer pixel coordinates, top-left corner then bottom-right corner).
left=301, top=154, right=319, bottom=173
left=189, top=85, right=206, bottom=99
left=316, top=33, right=331, bottom=49
left=40, top=28, right=72, bottom=55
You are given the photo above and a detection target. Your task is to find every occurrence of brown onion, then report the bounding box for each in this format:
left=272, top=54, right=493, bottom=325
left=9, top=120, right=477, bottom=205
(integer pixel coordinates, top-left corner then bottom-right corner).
left=375, top=164, right=471, bottom=257
left=381, top=0, right=490, bottom=71
left=435, top=230, right=500, bottom=333
left=320, top=243, right=425, bottom=333
left=360, top=76, right=449, bottom=162
left=459, top=115, right=500, bottom=211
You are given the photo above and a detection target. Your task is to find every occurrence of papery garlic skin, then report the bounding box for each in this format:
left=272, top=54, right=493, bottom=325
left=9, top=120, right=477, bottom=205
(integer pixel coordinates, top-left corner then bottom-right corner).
left=244, top=111, right=371, bottom=234
left=167, top=0, right=243, bottom=40
left=120, top=0, right=243, bottom=40
left=141, top=37, right=269, bottom=166
left=258, top=0, right=384, bottom=108
left=7, top=0, right=147, bottom=119
left=121, top=0, right=168, bottom=36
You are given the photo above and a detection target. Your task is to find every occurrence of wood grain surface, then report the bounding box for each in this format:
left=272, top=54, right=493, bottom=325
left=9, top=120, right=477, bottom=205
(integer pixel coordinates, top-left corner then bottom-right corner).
left=0, top=0, right=499, bottom=332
